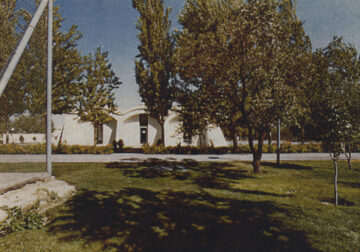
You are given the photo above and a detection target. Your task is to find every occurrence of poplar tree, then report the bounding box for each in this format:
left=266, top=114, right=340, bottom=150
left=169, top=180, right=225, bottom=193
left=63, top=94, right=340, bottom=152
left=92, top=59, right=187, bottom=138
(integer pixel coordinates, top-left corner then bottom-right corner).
left=77, top=47, right=121, bottom=145
left=133, top=0, right=175, bottom=146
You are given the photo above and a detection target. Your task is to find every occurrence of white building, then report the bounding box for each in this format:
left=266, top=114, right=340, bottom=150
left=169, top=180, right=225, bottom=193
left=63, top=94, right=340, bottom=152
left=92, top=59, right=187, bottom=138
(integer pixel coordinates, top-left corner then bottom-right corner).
left=51, top=106, right=228, bottom=147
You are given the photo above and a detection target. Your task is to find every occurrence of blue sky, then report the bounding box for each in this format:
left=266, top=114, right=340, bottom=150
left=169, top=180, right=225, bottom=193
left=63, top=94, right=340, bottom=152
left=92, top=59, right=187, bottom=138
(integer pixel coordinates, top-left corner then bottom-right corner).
left=54, top=0, right=360, bottom=111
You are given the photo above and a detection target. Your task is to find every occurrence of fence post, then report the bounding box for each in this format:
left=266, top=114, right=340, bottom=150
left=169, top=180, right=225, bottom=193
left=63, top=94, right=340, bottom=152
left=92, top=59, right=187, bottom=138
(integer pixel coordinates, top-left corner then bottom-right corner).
left=277, top=119, right=281, bottom=165
left=47, top=0, right=53, bottom=175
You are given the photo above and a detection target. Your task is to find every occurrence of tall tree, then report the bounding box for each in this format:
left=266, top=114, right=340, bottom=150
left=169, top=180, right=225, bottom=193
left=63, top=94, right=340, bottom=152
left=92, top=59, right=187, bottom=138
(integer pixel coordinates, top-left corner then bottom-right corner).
left=133, top=0, right=175, bottom=146
left=21, top=3, right=84, bottom=115
left=0, top=0, right=26, bottom=132
left=176, top=0, right=311, bottom=173
left=77, top=47, right=121, bottom=145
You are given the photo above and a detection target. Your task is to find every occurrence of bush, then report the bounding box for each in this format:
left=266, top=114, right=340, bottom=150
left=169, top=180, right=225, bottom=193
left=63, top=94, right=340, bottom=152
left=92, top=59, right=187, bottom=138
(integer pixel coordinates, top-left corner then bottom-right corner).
left=112, top=140, right=118, bottom=152
left=19, top=135, right=24, bottom=143
left=0, top=142, right=325, bottom=154
left=0, top=206, right=47, bottom=237
left=118, top=139, right=124, bottom=151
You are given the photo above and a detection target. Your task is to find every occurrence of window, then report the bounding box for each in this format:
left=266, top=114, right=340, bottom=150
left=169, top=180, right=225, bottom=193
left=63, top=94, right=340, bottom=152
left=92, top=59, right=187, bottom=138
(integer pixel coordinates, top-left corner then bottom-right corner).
left=139, top=114, right=148, bottom=127
left=96, top=124, right=103, bottom=144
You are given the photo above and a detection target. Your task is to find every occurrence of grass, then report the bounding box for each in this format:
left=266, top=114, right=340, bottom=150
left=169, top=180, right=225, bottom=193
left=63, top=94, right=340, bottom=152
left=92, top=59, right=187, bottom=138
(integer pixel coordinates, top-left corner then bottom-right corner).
left=0, top=159, right=359, bottom=251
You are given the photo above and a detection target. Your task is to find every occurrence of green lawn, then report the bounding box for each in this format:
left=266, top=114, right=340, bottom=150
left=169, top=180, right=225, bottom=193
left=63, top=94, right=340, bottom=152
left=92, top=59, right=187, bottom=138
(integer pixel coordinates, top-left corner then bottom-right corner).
left=0, top=160, right=359, bottom=251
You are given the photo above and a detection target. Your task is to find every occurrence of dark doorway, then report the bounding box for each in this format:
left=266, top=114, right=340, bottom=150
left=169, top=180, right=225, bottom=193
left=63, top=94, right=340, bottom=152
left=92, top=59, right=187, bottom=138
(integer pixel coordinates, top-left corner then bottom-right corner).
left=139, top=114, right=148, bottom=144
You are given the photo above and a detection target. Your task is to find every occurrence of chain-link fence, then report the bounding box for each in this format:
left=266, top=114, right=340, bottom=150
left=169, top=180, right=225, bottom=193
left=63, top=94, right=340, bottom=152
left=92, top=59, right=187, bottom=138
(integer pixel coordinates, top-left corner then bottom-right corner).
left=0, top=0, right=51, bottom=173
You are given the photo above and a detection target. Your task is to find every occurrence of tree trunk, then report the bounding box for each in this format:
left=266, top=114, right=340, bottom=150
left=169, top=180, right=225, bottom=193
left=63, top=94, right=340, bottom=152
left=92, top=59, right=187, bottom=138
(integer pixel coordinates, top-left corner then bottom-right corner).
left=160, top=121, right=165, bottom=146
left=267, top=130, right=272, bottom=152
left=334, top=159, right=338, bottom=206
left=94, top=122, right=98, bottom=146
left=231, top=129, right=238, bottom=151
left=301, top=124, right=305, bottom=144
left=248, top=128, right=266, bottom=174
left=345, top=142, right=352, bottom=170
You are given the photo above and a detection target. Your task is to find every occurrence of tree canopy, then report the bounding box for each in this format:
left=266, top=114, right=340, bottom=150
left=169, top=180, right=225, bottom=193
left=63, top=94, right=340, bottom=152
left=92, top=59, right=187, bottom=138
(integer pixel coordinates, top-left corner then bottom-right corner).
left=133, top=0, right=176, bottom=145
left=175, top=0, right=311, bottom=173
left=77, top=47, right=121, bottom=144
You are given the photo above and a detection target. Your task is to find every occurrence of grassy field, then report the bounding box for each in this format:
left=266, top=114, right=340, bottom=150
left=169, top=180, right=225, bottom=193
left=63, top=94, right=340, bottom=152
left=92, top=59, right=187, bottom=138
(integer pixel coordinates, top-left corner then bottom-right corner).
left=0, top=160, right=359, bottom=251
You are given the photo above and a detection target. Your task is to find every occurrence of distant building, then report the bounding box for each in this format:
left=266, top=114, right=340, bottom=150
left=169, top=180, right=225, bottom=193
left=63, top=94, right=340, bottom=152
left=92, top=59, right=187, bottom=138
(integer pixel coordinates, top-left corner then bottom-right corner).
left=49, top=106, right=228, bottom=147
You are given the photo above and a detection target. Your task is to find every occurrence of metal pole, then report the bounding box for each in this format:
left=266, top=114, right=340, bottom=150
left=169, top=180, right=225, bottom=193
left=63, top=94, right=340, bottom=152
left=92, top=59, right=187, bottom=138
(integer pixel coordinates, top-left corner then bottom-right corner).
left=0, top=0, right=50, bottom=97
left=47, top=0, right=53, bottom=175
left=277, top=118, right=281, bottom=165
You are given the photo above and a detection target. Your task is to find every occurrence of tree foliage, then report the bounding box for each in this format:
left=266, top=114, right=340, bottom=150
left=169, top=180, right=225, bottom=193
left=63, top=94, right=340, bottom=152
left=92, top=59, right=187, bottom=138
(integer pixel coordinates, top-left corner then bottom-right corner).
left=175, top=0, right=311, bottom=173
left=133, top=0, right=175, bottom=145
left=10, top=114, right=46, bottom=133
left=77, top=47, right=121, bottom=142
left=20, top=4, right=84, bottom=115
left=0, top=1, right=26, bottom=130
left=1, top=1, right=121, bottom=141
left=308, top=37, right=360, bottom=205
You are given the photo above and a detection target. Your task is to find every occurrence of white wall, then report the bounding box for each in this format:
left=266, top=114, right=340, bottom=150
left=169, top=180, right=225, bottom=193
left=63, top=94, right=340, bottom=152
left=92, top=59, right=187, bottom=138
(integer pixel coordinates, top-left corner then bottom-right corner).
left=23, top=108, right=230, bottom=148
left=206, top=125, right=228, bottom=147
left=115, top=110, right=162, bottom=148
left=61, top=115, right=94, bottom=146
left=165, top=115, right=183, bottom=147
left=117, top=114, right=140, bottom=147
left=5, top=133, right=46, bottom=144
left=102, top=120, right=117, bottom=146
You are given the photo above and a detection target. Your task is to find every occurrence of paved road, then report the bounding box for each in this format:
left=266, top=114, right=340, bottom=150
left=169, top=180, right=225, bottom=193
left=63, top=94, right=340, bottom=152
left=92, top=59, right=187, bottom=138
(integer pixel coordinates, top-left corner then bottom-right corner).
left=1, top=153, right=359, bottom=163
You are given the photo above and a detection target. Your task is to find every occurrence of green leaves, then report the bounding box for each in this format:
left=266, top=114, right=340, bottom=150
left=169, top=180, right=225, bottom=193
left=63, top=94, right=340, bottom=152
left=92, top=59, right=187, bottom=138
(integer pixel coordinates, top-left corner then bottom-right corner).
left=309, top=37, right=360, bottom=153
left=175, top=0, right=309, bottom=170
left=133, top=0, right=175, bottom=144
left=77, top=47, right=121, bottom=130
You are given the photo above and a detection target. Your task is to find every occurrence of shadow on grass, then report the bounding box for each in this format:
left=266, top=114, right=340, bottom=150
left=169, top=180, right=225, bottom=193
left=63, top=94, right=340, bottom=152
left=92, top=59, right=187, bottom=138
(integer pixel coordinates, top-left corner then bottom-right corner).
left=48, top=189, right=318, bottom=252
left=339, top=181, right=360, bottom=189
left=231, top=189, right=294, bottom=198
left=319, top=197, right=355, bottom=206
left=262, top=162, right=313, bottom=171
left=107, top=161, right=253, bottom=190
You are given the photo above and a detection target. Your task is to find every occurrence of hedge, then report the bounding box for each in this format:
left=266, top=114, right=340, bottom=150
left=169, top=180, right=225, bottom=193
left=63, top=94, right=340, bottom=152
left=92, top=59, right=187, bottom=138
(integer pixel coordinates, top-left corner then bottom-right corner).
left=0, top=144, right=113, bottom=155
left=0, top=142, right=336, bottom=155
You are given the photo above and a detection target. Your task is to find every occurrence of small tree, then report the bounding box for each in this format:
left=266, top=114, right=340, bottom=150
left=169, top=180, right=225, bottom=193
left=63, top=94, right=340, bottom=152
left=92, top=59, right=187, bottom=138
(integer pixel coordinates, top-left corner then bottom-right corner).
left=309, top=37, right=360, bottom=205
left=77, top=47, right=121, bottom=145
left=133, top=0, right=175, bottom=146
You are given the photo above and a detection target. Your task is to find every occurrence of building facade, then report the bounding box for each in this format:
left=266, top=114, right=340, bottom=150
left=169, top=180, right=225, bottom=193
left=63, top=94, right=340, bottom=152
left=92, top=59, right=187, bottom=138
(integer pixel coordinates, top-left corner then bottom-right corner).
left=51, top=106, right=228, bottom=147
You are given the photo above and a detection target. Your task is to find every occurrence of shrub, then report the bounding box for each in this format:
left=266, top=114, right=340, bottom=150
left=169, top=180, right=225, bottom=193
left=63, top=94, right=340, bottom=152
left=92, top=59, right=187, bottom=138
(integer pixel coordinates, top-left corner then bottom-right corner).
left=118, top=139, right=124, bottom=151
left=0, top=206, right=47, bottom=237
left=0, top=142, right=325, bottom=154
left=19, top=135, right=24, bottom=143
left=32, top=136, right=37, bottom=142
left=112, top=140, right=118, bottom=152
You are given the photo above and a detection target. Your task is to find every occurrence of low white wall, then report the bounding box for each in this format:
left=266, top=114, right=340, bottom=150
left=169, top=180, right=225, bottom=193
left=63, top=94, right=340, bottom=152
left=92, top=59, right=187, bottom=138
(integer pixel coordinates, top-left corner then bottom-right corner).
left=5, top=133, right=46, bottom=144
